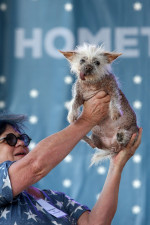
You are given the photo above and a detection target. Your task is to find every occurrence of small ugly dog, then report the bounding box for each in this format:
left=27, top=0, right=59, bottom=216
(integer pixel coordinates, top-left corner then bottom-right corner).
left=59, top=43, right=138, bottom=165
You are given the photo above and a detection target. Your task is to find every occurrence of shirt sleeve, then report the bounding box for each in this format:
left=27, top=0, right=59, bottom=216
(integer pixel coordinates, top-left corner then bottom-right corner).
left=43, top=189, right=91, bottom=224
left=0, top=161, right=14, bottom=206
left=62, top=193, right=91, bottom=222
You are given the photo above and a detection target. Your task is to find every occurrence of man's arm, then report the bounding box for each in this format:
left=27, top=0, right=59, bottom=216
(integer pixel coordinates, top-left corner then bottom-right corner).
left=78, top=128, right=142, bottom=225
left=9, top=91, right=110, bottom=197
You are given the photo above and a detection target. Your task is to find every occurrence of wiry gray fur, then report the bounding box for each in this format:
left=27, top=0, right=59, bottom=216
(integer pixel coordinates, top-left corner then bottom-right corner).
left=60, top=43, right=138, bottom=165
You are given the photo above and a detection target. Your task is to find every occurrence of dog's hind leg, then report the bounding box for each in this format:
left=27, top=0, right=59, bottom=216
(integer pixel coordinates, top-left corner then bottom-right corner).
left=116, top=126, right=138, bottom=147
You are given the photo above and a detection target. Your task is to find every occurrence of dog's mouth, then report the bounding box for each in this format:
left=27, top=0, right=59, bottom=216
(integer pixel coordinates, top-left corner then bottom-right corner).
left=80, top=72, right=94, bottom=80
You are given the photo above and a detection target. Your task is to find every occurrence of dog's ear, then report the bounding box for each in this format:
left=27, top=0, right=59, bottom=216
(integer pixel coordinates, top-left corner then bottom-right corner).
left=59, top=50, right=76, bottom=61
left=103, top=52, right=122, bottom=63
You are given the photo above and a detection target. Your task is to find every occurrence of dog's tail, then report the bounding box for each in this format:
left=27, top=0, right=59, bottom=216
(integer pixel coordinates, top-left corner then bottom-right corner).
left=90, top=149, right=113, bottom=166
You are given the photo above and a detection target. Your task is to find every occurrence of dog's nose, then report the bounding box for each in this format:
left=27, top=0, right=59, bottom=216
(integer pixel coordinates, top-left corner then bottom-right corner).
left=85, top=65, right=93, bottom=73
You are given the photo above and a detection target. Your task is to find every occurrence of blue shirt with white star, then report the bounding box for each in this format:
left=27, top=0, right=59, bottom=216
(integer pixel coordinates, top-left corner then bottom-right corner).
left=0, top=161, right=90, bottom=225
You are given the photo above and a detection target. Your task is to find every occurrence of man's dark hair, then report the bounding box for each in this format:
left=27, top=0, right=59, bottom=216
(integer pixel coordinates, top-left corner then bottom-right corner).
left=0, top=113, right=27, bottom=135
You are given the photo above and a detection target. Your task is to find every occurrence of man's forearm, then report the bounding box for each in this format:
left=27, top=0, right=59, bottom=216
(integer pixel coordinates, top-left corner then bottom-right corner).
left=31, top=117, right=93, bottom=172
left=88, top=165, right=122, bottom=225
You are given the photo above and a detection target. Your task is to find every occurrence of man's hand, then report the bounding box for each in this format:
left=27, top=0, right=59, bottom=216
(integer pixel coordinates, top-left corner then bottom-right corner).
left=80, top=91, right=110, bottom=127
left=110, top=127, right=142, bottom=171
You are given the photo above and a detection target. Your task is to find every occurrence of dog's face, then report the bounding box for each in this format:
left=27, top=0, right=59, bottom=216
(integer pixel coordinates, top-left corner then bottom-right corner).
left=60, top=44, right=122, bottom=83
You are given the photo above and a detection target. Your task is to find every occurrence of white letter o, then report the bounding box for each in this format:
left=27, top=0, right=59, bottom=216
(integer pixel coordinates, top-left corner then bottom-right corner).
left=45, top=27, right=74, bottom=58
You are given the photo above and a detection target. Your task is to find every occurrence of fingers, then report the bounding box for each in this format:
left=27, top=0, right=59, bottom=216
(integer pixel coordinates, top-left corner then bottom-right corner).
left=127, top=133, right=137, bottom=148
left=94, top=91, right=110, bottom=103
left=127, top=127, right=142, bottom=150
left=133, top=127, right=142, bottom=149
left=102, top=95, right=111, bottom=103
left=95, top=91, right=107, bottom=98
left=112, top=128, right=142, bottom=167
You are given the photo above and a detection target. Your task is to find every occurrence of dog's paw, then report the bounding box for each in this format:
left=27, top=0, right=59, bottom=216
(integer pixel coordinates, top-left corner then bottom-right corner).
left=67, top=112, right=78, bottom=123
left=116, top=129, right=131, bottom=146
left=111, top=110, right=122, bottom=121
left=117, top=132, right=124, bottom=143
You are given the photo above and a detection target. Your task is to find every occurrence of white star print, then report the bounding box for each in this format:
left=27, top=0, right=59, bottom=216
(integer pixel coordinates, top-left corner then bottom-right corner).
left=67, top=199, right=76, bottom=207
left=70, top=206, right=83, bottom=217
left=0, top=166, right=6, bottom=176
left=0, top=208, right=10, bottom=219
left=55, top=200, right=63, bottom=208
left=24, top=210, right=37, bottom=221
left=73, top=206, right=83, bottom=213
left=50, top=190, right=57, bottom=195
left=14, top=222, right=17, bottom=225
left=2, top=174, right=11, bottom=189
left=0, top=165, right=5, bottom=170
left=35, top=202, right=45, bottom=213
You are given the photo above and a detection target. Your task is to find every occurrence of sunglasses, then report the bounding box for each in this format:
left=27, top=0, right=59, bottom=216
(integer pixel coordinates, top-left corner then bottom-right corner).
left=0, top=133, right=31, bottom=147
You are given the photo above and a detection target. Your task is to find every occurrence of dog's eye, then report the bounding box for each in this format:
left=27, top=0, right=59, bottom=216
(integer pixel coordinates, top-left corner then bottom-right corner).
left=94, top=61, right=100, bottom=66
left=80, top=59, right=85, bottom=64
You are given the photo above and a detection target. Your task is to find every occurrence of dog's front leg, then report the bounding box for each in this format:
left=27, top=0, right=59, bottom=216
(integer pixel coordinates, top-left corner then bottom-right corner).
left=101, top=75, right=122, bottom=121
left=82, top=136, right=96, bottom=148
left=67, top=95, right=84, bottom=123
left=109, top=89, right=122, bottom=121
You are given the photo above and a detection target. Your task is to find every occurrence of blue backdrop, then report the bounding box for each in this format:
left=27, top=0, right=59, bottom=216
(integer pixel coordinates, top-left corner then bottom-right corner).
left=0, top=0, right=150, bottom=224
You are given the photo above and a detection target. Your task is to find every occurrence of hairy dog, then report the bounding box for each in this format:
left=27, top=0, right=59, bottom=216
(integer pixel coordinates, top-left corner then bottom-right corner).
left=60, top=43, right=138, bottom=165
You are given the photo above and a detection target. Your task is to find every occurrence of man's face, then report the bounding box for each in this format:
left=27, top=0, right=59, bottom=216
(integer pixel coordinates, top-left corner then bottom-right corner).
left=0, top=125, right=29, bottom=164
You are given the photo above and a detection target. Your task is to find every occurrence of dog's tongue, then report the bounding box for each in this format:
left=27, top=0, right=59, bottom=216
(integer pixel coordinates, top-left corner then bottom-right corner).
left=80, top=72, right=86, bottom=80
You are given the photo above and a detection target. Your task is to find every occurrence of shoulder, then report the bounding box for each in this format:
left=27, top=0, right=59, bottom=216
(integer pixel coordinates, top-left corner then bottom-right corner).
left=0, top=161, right=15, bottom=171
